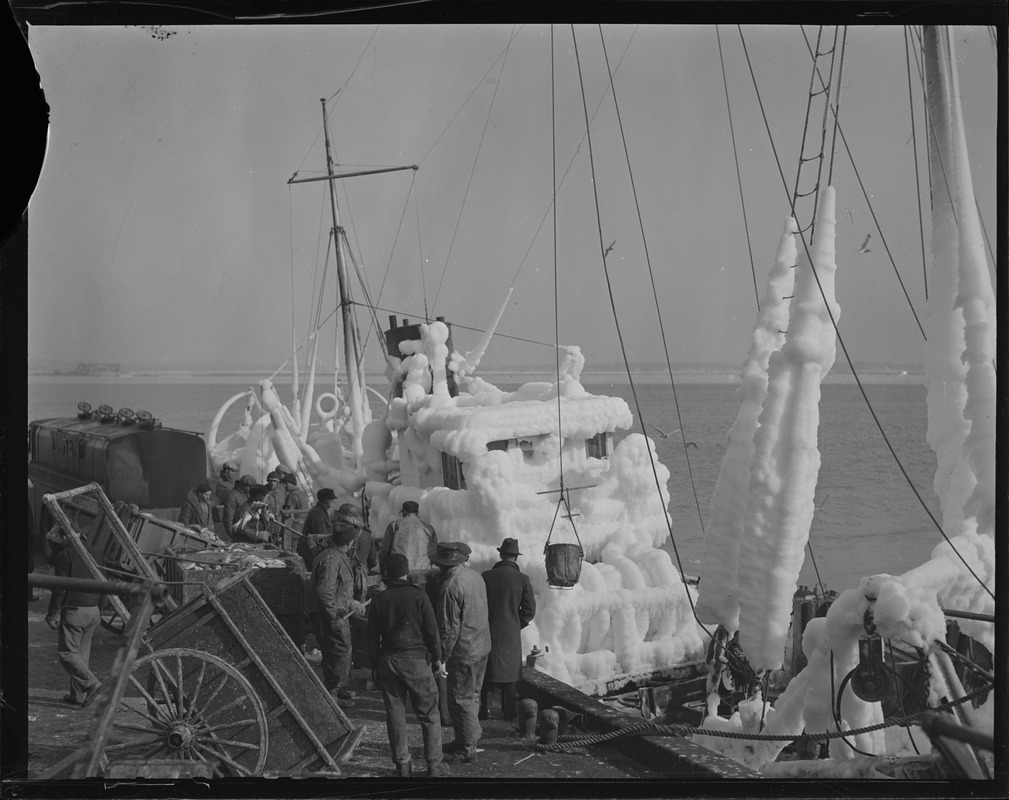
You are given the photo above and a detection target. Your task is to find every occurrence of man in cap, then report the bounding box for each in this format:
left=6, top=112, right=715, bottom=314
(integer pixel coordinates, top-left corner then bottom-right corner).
left=480, top=538, right=535, bottom=721
left=280, top=473, right=310, bottom=550
left=213, top=461, right=240, bottom=505
left=264, top=470, right=286, bottom=520
left=432, top=541, right=491, bottom=764
left=367, top=553, right=446, bottom=778
left=380, top=500, right=438, bottom=577
left=305, top=515, right=367, bottom=706
left=178, top=481, right=214, bottom=530
left=45, top=526, right=106, bottom=707
left=299, top=488, right=338, bottom=568
left=221, top=474, right=255, bottom=543
left=338, top=502, right=378, bottom=576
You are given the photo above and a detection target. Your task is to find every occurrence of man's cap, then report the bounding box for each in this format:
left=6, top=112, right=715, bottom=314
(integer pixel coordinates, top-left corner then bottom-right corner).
left=431, top=541, right=468, bottom=567
left=385, top=553, right=410, bottom=579
left=196, top=481, right=213, bottom=494
left=317, top=488, right=337, bottom=503
left=401, top=500, right=420, bottom=515
left=497, top=537, right=521, bottom=557
left=332, top=522, right=357, bottom=545
left=266, top=471, right=280, bottom=482
left=275, top=464, right=292, bottom=476
left=335, top=503, right=364, bottom=529
left=282, top=473, right=298, bottom=487
left=223, top=461, right=239, bottom=473
left=238, top=474, right=257, bottom=488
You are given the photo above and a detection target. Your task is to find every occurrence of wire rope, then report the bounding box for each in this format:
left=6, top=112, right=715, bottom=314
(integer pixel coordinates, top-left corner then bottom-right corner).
left=743, top=26, right=994, bottom=600
left=716, top=24, right=760, bottom=312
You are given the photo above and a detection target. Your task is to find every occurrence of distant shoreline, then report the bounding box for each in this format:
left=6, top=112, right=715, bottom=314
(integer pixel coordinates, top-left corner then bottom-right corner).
left=28, top=370, right=926, bottom=386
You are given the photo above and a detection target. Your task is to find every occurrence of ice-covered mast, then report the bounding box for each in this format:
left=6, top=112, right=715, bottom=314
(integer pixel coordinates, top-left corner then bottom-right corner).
left=288, top=100, right=418, bottom=461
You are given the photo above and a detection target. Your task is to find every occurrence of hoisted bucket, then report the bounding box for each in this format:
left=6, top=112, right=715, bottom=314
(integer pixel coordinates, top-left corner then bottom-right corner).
left=544, top=543, right=583, bottom=589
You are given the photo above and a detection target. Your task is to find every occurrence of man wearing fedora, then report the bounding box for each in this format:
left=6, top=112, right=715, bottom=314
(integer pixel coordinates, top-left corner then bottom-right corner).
left=432, top=541, right=490, bottom=764
left=367, top=553, right=446, bottom=778
left=480, top=538, right=536, bottom=721
left=305, top=512, right=367, bottom=707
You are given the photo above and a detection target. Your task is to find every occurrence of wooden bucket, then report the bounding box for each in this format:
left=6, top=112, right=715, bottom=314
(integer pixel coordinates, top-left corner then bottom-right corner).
left=544, top=543, right=583, bottom=588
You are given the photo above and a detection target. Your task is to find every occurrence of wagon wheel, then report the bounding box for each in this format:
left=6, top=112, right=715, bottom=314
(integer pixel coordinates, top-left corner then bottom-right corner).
left=104, top=648, right=269, bottom=777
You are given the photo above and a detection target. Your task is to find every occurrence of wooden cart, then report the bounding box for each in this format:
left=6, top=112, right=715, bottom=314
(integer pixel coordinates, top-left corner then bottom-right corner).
left=40, top=484, right=364, bottom=777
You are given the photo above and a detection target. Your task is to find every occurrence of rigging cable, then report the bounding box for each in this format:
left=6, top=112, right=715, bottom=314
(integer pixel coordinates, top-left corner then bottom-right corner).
left=582, top=25, right=757, bottom=676
left=716, top=24, right=760, bottom=312
left=596, top=26, right=708, bottom=542
left=506, top=28, right=641, bottom=292
left=740, top=27, right=995, bottom=602
left=904, top=26, right=930, bottom=303
left=429, top=25, right=520, bottom=314
left=799, top=26, right=928, bottom=342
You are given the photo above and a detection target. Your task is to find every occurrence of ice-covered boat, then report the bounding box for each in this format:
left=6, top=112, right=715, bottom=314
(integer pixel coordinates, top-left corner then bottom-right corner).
left=205, top=22, right=996, bottom=772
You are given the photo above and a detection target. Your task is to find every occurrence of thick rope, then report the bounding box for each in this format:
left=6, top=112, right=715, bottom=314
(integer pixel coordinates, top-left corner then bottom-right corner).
left=534, top=686, right=986, bottom=751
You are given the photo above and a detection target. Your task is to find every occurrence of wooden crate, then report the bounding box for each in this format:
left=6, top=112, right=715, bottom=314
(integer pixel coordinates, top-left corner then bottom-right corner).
left=144, top=571, right=362, bottom=775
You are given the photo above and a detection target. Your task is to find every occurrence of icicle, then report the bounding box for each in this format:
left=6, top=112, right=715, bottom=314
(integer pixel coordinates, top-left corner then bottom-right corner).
left=695, top=217, right=797, bottom=630
left=737, top=188, right=839, bottom=671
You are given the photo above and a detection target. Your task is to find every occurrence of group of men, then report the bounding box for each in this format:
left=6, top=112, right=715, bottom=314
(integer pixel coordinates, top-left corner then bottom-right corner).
left=45, top=463, right=538, bottom=780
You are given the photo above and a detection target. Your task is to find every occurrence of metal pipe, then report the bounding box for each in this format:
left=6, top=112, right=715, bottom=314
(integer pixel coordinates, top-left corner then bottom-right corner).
left=942, top=608, right=995, bottom=623
left=29, top=573, right=167, bottom=602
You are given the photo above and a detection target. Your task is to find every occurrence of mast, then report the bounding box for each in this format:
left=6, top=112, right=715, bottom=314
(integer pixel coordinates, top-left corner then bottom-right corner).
left=320, top=97, right=369, bottom=462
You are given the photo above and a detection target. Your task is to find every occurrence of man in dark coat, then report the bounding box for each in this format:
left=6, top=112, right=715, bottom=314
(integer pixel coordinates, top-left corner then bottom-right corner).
left=221, top=474, right=254, bottom=543
left=45, top=528, right=106, bottom=707
left=367, top=553, right=446, bottom=778
left=480, top=537, right=535, bottom=720
left=305, top=517, right=366, bottom=707
left=178, top=481, right=214, bottom=529
left=298, top=488, right=337, bottom=567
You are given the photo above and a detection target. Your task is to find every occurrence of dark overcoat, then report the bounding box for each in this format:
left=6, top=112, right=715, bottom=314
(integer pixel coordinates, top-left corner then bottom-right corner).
left=482, top=560, right=535, bottom=683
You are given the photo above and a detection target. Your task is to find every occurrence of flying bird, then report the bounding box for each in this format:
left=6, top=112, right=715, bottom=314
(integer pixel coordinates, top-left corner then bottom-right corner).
left=646, top=424, right=679, bottom=439
left=856, top=234, right=872, bottom=254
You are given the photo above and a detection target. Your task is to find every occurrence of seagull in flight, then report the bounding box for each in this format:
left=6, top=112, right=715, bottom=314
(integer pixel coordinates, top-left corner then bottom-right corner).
left=646, top=423, right=679, bottom=439
left=856, top=234, right=872, bottom=254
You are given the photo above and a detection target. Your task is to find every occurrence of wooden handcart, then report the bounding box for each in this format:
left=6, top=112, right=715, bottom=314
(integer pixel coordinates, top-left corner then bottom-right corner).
left=39, top=484, right=365, bottom=778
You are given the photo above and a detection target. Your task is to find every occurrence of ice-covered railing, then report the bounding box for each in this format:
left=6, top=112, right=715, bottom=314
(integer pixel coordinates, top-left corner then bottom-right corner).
left=362, top=320, right=707, bottom=694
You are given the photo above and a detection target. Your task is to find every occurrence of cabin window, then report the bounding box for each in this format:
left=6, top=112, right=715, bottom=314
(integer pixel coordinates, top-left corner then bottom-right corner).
left=441, top=452, right=467, bottom=490
left=487, top=439, right=509, bottom=452
left=585, top=432, right=609, bottom=459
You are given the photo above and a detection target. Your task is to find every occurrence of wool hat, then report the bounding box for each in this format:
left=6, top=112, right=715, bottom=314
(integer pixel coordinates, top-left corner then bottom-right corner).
left=238, top=474, right=257, bottom=488
left=266, top=471, right=280, bottom=483
left=196, top=481, right=213, bottom=494
left=317, top=488, right=337, bottom=503
left=335, top=504, right=364, bottom=529
left=498, top=537, right=521, bottom=557
left=431, top=541, right=468, bottom=567
left=332, top=522, right=358, bottom=545
left=282, top=473, right=298, bottom=487
left=248, top=485, right=269, bottom=501
left=385, top=553, right=410, bottom=579
left=401, top=500, right=420, bottom=515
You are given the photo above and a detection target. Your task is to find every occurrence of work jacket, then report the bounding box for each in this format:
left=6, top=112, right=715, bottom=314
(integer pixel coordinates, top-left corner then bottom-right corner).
left=178, top=491, right=212, bottom=528
left=48, top=539, right=107, bottom=611
left=221, top=486, right=248, bottom=538
left=482, top=560, right=536, bottom=683
left=437, top=565, right=491, bottom=663
left=367, top=578, right=442, bottom=663
left=380, top=514, right=438, bottom=573
left=214, top=474, right=235, bottom=506
left=305, top=544, right=357, bottom=621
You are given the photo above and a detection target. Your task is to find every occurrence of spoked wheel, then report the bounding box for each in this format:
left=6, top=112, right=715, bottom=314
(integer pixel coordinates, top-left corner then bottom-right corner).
left=105, top=648, right=269, bottom=777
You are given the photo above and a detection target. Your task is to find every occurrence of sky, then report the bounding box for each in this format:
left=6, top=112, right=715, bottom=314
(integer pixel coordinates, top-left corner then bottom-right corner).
left=24, top=22, right=999, bottom=375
